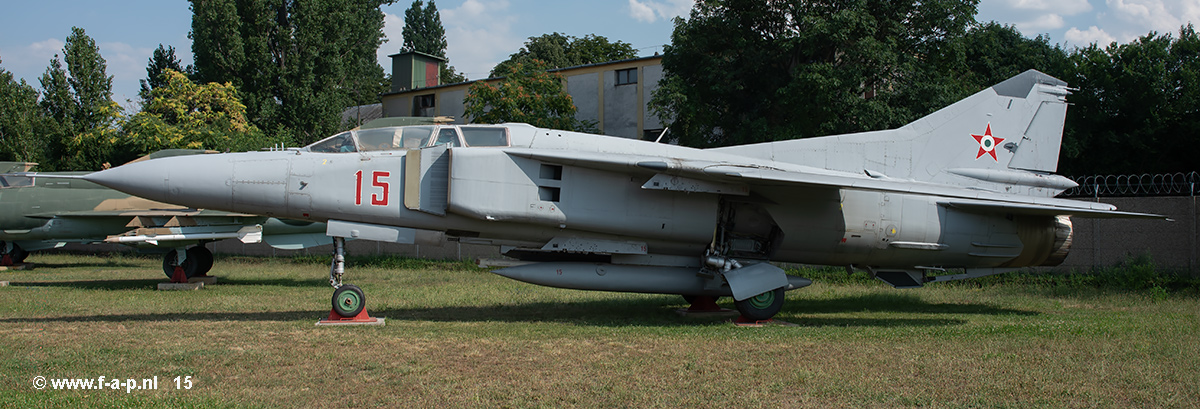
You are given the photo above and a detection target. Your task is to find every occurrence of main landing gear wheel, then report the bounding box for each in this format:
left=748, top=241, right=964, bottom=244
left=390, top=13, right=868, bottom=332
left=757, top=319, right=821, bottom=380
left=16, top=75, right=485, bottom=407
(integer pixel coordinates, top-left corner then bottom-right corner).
left=332, top=284, right=366, bottom=318
left=162, top=249, right=199, bottom=280
left=734, top=287, right=785, bottom=321
left=187, top=246, right=214, bottom=276
left=1, top=242, right=29, bottom=266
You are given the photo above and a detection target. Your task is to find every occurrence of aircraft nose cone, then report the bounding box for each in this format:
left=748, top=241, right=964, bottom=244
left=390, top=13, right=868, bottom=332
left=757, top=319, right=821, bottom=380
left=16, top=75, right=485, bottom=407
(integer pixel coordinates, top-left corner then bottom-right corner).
left=83, top=155, right=235, bottom=211
left=84, top=161, right=170, bottom=202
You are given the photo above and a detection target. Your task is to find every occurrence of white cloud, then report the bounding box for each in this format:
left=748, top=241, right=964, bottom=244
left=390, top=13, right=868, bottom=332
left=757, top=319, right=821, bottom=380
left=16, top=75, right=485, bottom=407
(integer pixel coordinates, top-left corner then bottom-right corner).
left=627, top=0, right=692, bottom=23
left=441, top=0, right=522, bottom=80
left=0, top=38, right=63, bottom=89
left=629, top=0, right=657, bottom=23
left=1106, top=0, right=1198, bottom=41
left=1004, top=0, right=1093, bottom=15
left=1016, top=13, right=1066, bottom=32
left=97, top=41, right=155, bottom=104
left=1064, top=25, right=1118, bottom=45
left=377, top=11, right=406, bottom=66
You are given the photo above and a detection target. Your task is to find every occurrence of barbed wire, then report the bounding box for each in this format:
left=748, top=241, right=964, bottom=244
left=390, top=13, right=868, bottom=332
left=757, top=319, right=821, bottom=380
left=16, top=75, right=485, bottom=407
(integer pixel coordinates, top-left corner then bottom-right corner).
left=1059, top=172, right=1200, bottom=197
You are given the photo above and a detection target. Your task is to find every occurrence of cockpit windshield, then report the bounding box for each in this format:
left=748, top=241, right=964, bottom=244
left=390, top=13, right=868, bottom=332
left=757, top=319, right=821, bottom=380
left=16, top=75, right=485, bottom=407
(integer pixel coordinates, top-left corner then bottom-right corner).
left=307, top=132, right=358, bottom=153
left=304, top=125, right=507, bottom=152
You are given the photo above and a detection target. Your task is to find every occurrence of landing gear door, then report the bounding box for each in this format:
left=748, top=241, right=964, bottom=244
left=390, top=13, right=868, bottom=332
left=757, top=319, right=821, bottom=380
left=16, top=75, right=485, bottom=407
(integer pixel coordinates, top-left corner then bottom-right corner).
left=404, top=144, right=450, bottom=216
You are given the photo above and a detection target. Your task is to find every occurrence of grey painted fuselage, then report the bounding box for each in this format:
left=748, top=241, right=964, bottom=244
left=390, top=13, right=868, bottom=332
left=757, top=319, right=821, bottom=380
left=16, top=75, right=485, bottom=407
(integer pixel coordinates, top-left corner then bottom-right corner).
left=83, top=70, right=1161, bottom=299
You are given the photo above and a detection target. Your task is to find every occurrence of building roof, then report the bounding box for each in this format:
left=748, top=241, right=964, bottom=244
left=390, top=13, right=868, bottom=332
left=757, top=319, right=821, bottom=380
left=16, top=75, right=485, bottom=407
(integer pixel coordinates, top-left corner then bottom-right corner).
left=387, top=50, right=448, bottom=62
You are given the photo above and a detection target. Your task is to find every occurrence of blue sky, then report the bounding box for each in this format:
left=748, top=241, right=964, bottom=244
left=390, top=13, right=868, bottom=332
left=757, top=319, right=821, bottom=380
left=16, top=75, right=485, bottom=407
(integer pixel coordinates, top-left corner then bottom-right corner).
left=2, top=0, right=1197, bottom=107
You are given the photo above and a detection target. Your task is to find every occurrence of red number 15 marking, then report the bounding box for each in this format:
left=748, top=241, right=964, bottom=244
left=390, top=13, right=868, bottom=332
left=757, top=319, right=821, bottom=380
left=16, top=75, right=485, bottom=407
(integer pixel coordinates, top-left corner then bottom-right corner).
left=354, top=170, right=390, bottom=206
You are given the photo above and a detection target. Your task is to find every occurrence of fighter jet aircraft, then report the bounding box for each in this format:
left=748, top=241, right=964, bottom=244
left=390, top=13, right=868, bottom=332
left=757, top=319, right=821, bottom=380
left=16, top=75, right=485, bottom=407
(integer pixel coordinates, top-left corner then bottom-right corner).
left=1, top=152, right=331, bottom=280
left=82, top=70, right=1163, bottom=320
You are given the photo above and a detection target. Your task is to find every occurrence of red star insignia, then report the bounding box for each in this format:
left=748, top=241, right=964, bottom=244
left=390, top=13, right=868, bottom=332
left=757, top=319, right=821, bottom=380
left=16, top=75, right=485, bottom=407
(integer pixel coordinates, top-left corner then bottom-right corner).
left=971, top=123, right=1005, bottom=161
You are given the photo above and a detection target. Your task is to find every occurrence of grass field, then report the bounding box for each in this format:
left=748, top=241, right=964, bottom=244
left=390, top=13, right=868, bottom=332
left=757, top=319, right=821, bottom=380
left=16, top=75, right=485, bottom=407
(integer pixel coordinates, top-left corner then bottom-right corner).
left=0, top=252, right=1197, bottom=408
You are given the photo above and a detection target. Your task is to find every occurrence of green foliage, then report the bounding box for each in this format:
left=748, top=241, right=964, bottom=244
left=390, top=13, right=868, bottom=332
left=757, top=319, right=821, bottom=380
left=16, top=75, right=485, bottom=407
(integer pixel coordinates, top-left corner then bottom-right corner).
left=1058, top=25, right=1200, bottom=175
left=138, top=44, right=188, bottom=105
left=36, top=27, right=121, bottom=171
left=464, top=60, right=584, bottom=131
left=402, top=1, right=467, bottom=83
left=402, top=0, right=447, bottom=57
left=489, top=33, right=638, bottom=78
left=0, top=60, right=45, bottom=163
left=651, top=0, right=980, bottom=147
left=121, top=69, right=277, bottom=159
left=189, top=0, right=389, bottom=144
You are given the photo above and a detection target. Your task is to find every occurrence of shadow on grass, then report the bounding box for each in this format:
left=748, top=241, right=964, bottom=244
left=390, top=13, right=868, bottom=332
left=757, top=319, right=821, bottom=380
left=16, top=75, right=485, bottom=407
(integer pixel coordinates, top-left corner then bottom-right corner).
left=19, top=261, right=143, bottom=269
left=0, top=293, right=1029, bottom=328
left=11, top=279, right=165, bottom=291
left=789, top=292, right=1037, bottom=316
left=6, top=277, right=328, bottom=291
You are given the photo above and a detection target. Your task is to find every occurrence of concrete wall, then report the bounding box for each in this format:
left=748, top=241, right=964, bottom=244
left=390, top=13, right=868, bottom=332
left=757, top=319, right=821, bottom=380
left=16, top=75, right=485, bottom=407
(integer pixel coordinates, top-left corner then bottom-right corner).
left=603, top=73, right=640, bottom=138
left=379, top=56, right=664, bottom=138
left=567, top=73, right=600, bottom=126
left=1056, top=196, right=1197, bottom=273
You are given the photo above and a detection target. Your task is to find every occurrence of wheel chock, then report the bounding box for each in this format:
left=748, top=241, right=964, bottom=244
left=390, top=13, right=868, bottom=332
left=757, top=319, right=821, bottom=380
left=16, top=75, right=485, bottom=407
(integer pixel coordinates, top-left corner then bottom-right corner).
left=316, top=309, right=385, bottom=326
left=170, top=266, right=188, bottom=283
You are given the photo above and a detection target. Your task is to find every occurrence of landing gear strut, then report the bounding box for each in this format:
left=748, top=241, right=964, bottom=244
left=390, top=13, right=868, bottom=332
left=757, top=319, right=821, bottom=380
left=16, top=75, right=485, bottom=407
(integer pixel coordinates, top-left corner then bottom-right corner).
left=702, top=252, right=788, bottom=322
left=324, top=237, right=376, bottom=321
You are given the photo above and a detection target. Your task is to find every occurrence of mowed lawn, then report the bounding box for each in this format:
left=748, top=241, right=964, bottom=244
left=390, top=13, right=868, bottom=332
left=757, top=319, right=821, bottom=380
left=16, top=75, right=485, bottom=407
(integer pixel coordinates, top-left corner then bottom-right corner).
left=0, top=252, right=1196, bottom=408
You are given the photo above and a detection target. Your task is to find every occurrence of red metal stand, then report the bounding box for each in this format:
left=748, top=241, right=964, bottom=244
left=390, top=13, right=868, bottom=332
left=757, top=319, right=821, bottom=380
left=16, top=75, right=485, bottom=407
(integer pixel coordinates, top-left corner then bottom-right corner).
left=170, top=266, right=188, bottom=283
left=321, top=308, right=376, bottom=323
left=0, top=254, right=11, bottom=266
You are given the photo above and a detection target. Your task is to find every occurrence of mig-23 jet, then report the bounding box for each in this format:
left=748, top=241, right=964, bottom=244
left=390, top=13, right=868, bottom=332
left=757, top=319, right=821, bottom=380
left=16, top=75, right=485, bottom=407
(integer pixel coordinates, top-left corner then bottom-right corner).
left=81, top=70, right=1164, bottom=321
left=1, top=151, right=331, bottom=281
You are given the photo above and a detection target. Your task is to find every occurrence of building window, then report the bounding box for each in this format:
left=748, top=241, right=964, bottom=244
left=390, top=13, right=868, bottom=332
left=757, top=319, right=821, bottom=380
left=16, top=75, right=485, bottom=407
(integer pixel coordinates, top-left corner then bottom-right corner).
left=413, top=94, right=436, bottom=116
left=615, top=68, right=638, bottom=86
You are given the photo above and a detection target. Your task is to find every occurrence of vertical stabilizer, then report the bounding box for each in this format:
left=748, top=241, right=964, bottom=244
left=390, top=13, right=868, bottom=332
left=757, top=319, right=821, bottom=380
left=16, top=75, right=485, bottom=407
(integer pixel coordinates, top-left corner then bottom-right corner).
left=710, top=70, right=1076, bottom=196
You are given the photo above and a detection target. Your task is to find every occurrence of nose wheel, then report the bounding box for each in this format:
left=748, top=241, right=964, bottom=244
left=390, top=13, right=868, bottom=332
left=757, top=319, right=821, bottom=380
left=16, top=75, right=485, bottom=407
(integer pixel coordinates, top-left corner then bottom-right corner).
left=332, top=284, right=365, bottom=317
left=318, top=237, right=381, bottom=324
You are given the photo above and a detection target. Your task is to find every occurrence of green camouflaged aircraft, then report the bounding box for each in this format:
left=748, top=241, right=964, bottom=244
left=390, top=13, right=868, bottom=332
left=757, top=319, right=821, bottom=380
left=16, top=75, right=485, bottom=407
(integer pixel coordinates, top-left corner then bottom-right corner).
left=0, top=151, right=329, bottom=280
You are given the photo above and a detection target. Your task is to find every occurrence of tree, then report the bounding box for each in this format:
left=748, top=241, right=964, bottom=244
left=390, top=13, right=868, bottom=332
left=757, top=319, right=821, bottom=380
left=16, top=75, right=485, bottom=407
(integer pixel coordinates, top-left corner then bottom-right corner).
left=490, top=33, right=638, bottom=78
left=1058, top=25, right=1200, bottom=175
left=650, top=0, right=979, bottom=147
left=464, top=59, right=584, bottom=131
left=190, top=0, right=389, bottom=144
left=401, top=0, right=466, bottom=83
left=0, top=57, right=45, bottom=163
left=121, top=69, right=272, bottom=160
left=139, top=44, right=187, bottom=105
left=37, top=27, right=121, bottom=170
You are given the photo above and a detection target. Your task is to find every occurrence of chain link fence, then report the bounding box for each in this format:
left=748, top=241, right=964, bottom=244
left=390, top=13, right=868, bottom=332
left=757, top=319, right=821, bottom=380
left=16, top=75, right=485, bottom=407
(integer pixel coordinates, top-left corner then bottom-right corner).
left=1059, top=171, right=1200, bottom=198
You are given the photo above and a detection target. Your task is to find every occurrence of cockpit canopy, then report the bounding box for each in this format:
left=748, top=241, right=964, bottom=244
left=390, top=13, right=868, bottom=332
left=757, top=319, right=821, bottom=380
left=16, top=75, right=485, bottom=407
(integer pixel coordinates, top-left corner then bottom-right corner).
left=305, top=125, right=510, bottom=153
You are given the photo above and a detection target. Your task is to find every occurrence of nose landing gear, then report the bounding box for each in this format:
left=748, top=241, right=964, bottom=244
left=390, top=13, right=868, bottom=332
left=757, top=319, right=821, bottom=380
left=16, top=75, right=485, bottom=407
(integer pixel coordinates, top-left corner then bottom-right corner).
left=317, top=237, right=383, bottom=325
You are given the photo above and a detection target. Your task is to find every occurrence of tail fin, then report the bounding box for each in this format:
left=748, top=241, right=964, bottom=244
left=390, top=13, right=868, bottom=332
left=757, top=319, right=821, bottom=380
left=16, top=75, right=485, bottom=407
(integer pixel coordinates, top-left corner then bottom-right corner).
left=711, top=70, right=1075, bottom=196
left=907, top=69, right=1069, bottom=174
